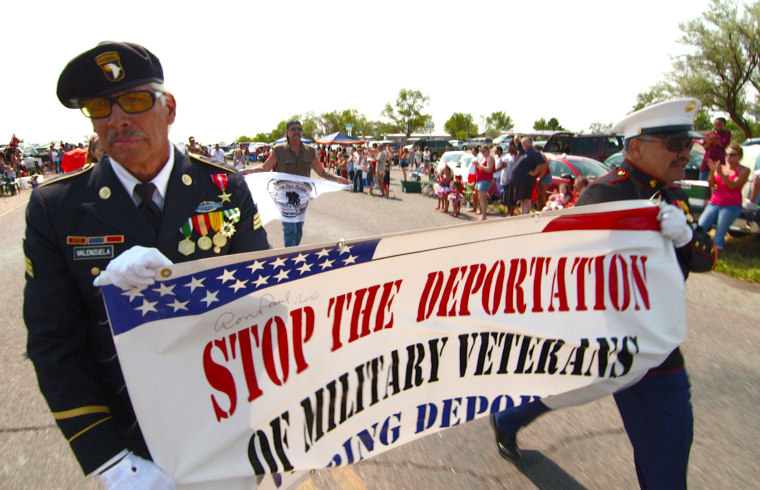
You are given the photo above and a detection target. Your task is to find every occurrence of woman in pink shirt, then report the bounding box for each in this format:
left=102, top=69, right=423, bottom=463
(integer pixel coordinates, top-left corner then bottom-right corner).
left=698, top=143, right=750, bottom=250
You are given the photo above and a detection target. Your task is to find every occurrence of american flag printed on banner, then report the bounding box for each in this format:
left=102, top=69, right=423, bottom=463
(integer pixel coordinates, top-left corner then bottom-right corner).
left=107, top=239, right=379, bottom=335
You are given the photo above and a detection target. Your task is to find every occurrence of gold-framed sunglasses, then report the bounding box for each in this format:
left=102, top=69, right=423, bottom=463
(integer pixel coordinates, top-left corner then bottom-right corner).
left=78, top=90, right=164, bottom=119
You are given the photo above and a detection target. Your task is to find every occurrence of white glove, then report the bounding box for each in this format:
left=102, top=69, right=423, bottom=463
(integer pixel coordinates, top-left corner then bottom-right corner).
left=657, top=203, right=693, bottom=248
left=98, top=452, right=175, bottom=490
left=93, top=246, right=172, bottom=291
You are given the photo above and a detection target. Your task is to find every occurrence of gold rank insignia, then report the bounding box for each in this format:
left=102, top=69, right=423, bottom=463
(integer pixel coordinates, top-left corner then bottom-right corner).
left=650, top=179, right=657, bottom=188
left=24, top=254, right=33, bottom=278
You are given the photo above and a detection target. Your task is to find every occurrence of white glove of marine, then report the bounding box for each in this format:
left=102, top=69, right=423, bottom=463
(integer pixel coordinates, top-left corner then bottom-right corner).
left=93, top=246, right=172, bottom=290
left=657, top=203, right=693, bottom=248
left=98, top=452, right=175, bottom=490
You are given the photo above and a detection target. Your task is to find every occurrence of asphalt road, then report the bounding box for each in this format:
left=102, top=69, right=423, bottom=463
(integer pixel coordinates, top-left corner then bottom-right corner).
left=2, top=168, right=759, bottom=489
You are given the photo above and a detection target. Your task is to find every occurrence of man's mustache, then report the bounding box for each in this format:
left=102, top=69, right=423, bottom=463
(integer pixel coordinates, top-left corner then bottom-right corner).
left=107, top=129, right=146, bottom=144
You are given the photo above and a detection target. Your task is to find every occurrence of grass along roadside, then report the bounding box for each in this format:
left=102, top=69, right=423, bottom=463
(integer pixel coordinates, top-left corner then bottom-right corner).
left=715, top=234, right=760, bottom=284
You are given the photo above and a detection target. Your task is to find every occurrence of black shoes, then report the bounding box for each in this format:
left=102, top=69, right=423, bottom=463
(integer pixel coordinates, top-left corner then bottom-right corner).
left=490, top=413, right=522, bottom=461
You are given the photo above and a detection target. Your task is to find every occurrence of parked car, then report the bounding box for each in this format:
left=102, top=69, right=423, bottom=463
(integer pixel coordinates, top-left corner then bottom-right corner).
left=603, top=149, right=702, bottom=181
left=414, top=139, right=450, bottom=162
left=543, top=132, right=624, bottom=163
left=436, top=151, right=465, bottom=173
left=462, top=137, right=493, bottom=151
left=448, top=139, right=464, bottom=150
left=545, top=153, right=610, bottom=193
left=451, top=153, right=476, bottom=181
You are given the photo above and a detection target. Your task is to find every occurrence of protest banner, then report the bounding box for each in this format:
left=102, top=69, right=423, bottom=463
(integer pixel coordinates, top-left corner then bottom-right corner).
left=244, top=172, right=348, bottom=225
left=101, top=200, right=685, bottom=487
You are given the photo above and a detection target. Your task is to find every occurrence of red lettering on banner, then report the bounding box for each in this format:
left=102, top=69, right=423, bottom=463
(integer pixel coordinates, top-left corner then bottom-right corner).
left=630, top=255, right=649, bottom=310
left=202, top=307, right=316, bottom=422
left=482, top=261, right=505, bottom=315
left=571, top=257, right=593, bottom=311
left=530, top=257, right=550, bottom=313
left=417, top=271, right=444, bottom=322
left=608, top=254, right=630, bottom=311
left=548, top=257, right=570, bottom=312
left=459, top=264, right=486, bottom=316
left=203, top=339, right=237, bottom=422
left=504, top=258, right=528, bottom=314
left=328, top=280, right=403, bottom=352
left=436, top=266, right=468, bottom=317
left=593, top=256, right=606, bottom=311
left=417, top=254, right=652, bottom=324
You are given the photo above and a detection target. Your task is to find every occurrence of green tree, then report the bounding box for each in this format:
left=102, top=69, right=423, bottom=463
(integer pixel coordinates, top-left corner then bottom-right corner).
left=235, top=135, right=254, bottom=143
left=444, top=112, right=478, bottom=140
left=264, top=114, right=320, bottom=142
left=484, top=111, right=514, bottom=138
left=533, top=117, right=566, bottom=131
left=665, top=0, right=759, bottom=138
left=693, top=109, right=713, bottom=131
left=586, top=121, right=613, bottom=134
left=381, top=89, right=432, bottom=137
left=316, top=109, right=374, bottom=138
left=631, top=85, right=668, bottom=113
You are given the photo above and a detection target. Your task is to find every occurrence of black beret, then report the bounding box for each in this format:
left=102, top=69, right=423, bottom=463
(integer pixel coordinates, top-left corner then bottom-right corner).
left=57, top=41, right=164, bottom=108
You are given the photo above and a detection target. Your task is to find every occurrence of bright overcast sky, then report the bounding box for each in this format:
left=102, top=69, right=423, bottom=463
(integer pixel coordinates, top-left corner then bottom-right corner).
left=4, top=0, right=712, bottom=146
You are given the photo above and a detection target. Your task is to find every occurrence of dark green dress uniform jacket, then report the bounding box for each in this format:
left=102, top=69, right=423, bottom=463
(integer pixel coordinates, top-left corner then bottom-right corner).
left=576, top=159, right=716, bottom=373
left=23, top=148, right=269, bottom=474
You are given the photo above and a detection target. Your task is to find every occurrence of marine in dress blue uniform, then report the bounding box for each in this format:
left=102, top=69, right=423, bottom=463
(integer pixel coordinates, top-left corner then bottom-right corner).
left=23, top=42, right=269, bottom=482
left=490, top=99, right=716, bottom=489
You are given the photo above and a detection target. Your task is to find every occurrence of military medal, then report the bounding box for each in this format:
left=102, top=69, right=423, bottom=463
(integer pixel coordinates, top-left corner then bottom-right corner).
left=212, top=174, right=232, bottom=203
left=192, top=214, right=213, bottom=250
left=178, top=219, right=196, bottom=256
left=221, top=207, right=241, bottom=238
left=209, top=211, right=227, bottom=251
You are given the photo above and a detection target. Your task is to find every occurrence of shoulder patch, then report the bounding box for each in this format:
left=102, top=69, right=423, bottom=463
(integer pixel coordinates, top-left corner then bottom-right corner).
left=188, top=154, right=236, bottom=173
left=39, top=163, right=95, bottom=187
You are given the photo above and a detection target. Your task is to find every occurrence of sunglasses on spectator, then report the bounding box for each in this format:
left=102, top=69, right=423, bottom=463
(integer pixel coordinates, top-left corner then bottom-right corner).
left=288, top=127, right=303, bottom=132
left=726, top=151, right=740, bottom=157
left=639, top=137, right=694, bottom=153
left=78, top=90, right=164, bottom=118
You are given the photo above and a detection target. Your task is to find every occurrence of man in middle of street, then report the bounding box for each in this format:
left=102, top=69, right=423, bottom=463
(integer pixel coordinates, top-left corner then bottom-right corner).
left=248, top=119, right=348, bottom=247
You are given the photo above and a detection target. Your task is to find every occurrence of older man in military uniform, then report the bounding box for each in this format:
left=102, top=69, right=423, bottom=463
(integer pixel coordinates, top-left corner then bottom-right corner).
left=23, top=42, right=269, bottom=488
left=490, top=99, right=716, bottom=489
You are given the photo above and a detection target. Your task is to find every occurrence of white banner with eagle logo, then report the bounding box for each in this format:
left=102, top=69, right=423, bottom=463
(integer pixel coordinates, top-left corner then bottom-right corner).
left=101, top=200, right=687, bottom=488
left=245, top=172, right=349, bottom=224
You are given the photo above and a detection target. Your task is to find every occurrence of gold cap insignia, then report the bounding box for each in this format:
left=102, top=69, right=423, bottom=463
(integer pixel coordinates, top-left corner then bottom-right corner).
left=95, top=52, right=125, bottom=82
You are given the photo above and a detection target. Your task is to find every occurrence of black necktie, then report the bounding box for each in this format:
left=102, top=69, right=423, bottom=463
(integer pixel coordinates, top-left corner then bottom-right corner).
left=134, top=182, right=161, bottom=232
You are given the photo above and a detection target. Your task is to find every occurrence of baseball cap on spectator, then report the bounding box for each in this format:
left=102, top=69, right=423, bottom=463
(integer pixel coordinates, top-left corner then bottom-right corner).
left=57, top=41, right=164, bottom=108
